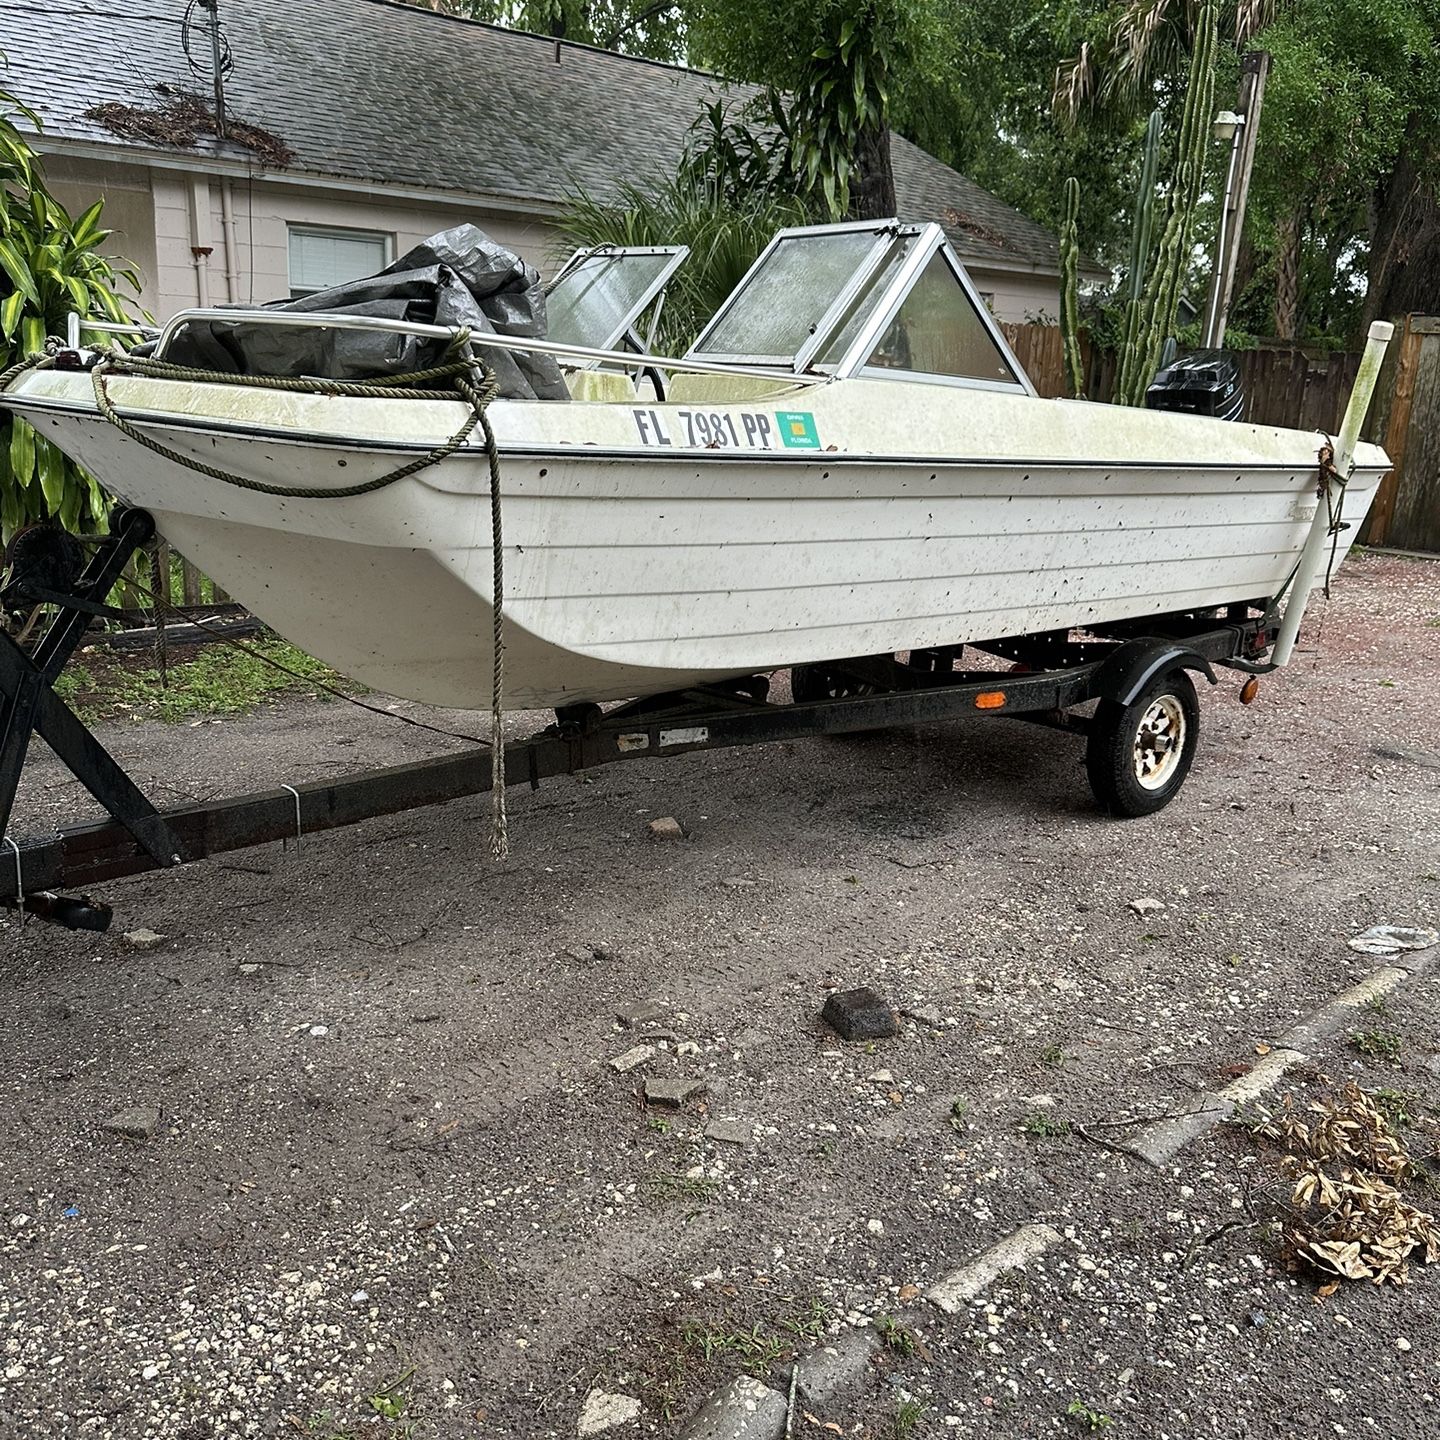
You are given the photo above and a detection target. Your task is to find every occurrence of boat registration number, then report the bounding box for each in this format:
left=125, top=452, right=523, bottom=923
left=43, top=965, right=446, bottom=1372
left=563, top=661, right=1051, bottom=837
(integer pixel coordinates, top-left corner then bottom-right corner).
left=632, top=407, right=822, bottom=451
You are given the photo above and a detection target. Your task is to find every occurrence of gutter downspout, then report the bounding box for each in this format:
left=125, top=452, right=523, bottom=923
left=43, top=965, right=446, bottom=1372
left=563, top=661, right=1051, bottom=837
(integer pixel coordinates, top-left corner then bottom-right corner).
left=219, top=178, right=242, bottom=303
left=186, top=177, right=213, bottom=306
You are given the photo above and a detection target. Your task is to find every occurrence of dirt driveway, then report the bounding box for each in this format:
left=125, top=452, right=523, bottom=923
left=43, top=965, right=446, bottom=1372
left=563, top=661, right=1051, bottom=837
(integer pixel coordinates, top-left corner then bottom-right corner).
left=0, top=550, right=1437, bottom=1440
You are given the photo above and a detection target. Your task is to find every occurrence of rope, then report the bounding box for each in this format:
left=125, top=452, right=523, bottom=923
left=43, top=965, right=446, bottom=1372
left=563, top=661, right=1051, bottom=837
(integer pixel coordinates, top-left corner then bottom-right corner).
left=3, top=339, right=511, bottom=856
left=1316, top=440, right=1350, bottom=599
left=89, top=347, right=499, bottom=500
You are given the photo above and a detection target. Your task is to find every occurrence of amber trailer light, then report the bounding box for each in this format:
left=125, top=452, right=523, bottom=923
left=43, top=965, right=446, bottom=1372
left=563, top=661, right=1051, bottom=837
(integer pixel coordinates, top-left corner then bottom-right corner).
left=975, top=691, right=1007, bottom=710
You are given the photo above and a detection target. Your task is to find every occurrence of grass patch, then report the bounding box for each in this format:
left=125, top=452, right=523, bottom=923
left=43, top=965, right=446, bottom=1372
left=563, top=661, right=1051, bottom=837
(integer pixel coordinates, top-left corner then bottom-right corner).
left=1066, top=1399, right=1114, bottom=1431
left=1022, top=1111, right=1071, bottom=1139
left=633, top=1297, right=832, bottom=1421
left=1352, top=1029, right=1403, bottom=1064
left=894, top=1395, right=929, bottom=1437
left=875, top=1313, right=919, bottom=1357
left=53, top=637, right=343, bottom=723
left=1040, top=1042, right=1067, bottom=1068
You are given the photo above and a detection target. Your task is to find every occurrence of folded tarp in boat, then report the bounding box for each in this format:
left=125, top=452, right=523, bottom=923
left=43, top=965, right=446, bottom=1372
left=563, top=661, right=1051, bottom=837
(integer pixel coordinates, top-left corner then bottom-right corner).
left=159, top=225, right=568, bottom=400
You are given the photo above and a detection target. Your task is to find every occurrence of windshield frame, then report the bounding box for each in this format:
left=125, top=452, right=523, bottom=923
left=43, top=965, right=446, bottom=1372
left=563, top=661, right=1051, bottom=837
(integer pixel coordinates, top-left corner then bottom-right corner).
left=686, top=220, right=903, bottom=369
left=545, top=244, right=690, bottom=359
left=825, top=224, right=1036, bottom=395
left=686, top=220, right=1034, bottom=395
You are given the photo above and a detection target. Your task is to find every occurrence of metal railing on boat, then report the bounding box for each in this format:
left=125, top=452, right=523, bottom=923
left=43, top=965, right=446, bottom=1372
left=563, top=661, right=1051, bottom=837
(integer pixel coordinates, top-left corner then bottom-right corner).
left=126, top=308, right=830, bottom=386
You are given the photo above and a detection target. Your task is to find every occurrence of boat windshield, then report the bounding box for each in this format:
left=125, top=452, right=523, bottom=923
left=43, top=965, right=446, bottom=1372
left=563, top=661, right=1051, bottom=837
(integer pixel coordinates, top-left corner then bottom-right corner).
left=688, top=221, right=1031, bottom=393
left=545, top=246, right=688, bottom=354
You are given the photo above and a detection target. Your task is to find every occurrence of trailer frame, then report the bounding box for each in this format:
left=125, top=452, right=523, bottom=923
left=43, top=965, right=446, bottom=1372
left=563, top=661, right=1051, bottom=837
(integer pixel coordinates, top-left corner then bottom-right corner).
left=0, top=532, right=1277, bottom=930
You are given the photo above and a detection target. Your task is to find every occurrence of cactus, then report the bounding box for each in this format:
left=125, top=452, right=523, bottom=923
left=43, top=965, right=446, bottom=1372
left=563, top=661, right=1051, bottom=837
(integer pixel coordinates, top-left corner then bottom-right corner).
left=1058, top=177, right=1085, bottom=397
left=1112, top=0, right=1219, bottom=407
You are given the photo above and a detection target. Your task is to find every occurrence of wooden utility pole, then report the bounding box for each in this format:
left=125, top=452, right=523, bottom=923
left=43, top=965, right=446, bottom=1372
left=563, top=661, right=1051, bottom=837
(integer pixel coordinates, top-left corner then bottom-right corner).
left=1202, top=50, right=1269, bottom=348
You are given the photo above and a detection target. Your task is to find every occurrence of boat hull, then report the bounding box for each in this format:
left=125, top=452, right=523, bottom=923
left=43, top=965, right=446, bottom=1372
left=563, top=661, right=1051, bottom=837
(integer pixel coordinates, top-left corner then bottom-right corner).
left=5, top=371, right=1389, bottom=709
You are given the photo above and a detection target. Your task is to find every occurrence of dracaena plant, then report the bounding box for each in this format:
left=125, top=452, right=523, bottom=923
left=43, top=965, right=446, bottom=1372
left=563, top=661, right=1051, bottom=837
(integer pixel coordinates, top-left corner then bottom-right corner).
left=1, top=76, right=143, bottom=538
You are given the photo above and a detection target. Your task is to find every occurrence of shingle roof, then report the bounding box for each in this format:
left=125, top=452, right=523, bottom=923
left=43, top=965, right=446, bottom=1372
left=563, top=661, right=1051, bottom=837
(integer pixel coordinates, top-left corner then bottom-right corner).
left=0, top=0, right=1092, bottom=276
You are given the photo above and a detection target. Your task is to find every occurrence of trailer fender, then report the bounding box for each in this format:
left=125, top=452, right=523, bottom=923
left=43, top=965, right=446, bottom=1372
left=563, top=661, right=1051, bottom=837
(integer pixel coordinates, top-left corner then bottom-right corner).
left=1093, top=640, right=1218, bottom=707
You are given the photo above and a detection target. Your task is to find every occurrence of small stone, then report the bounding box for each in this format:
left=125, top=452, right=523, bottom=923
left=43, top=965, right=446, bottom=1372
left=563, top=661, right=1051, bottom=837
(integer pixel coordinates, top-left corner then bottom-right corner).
left=648, top=817, right=685, bottom=840
left=867, top=1069, right=895, bottom=1085
left=616, top=999, right=667, bottom=1029
left=236, top=963, right=261, bottom=977
left=577, top=1388, right=641, bottom=1435
left=1397, top=1337, right=1412, bottom=1352
left=705, top=1119, right=753, bottom=1145
left=122, top=928, right=166, bottom=949
left=1128, top=898, right=1164, bottom=917
left=822, top=987, right=899, bottom=1041
left=644, top=1076, right=706, bottom=1108
left=609, top=1045, right=655, bottom=1074
left=10, top=1214, right=29, bottom=1229
left=308, top=1024, right=329, bottom=1038
left=903, top=1003, right=945, bottom=1028
left=676, top=1040, right=701, bottom=1057
left=101, top=1106, right=161, bottom=1141
left=141, top=1364, right=160, bottom=1381
left=351, top=1290, right=369, bottom=1304
left=867, top=1218, right=885, bottom=1236
left=721, top=876, right=756, bottom=889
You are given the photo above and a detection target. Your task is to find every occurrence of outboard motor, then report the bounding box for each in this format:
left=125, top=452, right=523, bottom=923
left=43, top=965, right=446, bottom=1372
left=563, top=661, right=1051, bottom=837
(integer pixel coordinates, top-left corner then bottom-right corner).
left=1146, top=349, right=1244, bottom=422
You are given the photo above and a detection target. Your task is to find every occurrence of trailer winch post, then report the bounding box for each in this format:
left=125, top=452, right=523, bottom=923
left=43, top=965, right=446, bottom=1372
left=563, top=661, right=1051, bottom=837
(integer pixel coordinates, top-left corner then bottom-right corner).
left=1272, top=319, right=1393, bottom=667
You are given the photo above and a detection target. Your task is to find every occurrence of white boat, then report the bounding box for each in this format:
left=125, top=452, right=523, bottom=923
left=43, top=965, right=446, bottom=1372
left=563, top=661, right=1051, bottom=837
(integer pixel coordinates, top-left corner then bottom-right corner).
left=2, top=220, right=1390, bottom=711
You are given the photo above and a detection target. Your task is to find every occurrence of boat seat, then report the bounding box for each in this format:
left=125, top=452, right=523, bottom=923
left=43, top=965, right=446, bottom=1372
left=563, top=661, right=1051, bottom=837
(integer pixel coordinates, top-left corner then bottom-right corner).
left=564, top=369, right=639, bottom=403
left=667, top=373, right=808, bottom=404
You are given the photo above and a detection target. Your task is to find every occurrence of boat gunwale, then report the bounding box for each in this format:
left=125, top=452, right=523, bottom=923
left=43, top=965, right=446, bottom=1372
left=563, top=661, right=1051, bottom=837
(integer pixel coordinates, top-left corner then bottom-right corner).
left=5, top=392, right=1383, bottom=481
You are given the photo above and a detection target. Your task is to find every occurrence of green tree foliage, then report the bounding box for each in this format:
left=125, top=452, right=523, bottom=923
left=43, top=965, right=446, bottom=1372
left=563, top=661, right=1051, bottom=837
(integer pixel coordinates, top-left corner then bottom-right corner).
left=1, top=81, right=141, bottom=538
left=1233, top=0, right=1440, bottom=340
left=431, top=0, right=687, bottom=59
left=686, top=1, right=910, bottom=220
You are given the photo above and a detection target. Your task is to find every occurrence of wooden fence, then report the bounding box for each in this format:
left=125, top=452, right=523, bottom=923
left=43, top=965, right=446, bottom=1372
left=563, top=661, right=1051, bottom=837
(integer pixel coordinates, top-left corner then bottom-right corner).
left=1000, top=321, right=1363, bottom=434
left=1359, top=314, right=1440, bottom=553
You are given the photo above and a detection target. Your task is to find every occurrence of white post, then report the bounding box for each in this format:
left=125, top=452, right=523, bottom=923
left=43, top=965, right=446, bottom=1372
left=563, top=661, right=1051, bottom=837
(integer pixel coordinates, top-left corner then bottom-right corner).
left=1271, top=319, right=1394, bottom=666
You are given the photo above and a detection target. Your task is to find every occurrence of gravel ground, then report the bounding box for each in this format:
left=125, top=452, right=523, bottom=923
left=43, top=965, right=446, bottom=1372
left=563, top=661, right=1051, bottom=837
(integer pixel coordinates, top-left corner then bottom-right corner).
left=0, top=549, right=1437, bottom=1440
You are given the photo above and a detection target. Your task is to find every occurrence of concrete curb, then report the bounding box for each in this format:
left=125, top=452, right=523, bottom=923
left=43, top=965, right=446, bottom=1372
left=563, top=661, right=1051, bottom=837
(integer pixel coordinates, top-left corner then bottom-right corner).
left=924, top=1222, right=1064, bottom=1315
left=680, top=1221, right=1065, bottom=1437
left=1124, top=955, right=1435, bottom=1167
left=677, top=1375, right=789, bottom=1439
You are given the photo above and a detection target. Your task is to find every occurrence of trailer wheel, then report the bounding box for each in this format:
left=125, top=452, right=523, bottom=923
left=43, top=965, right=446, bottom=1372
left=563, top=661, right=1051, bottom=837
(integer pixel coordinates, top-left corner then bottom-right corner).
left=1086, top=667, right=1200, bottom=817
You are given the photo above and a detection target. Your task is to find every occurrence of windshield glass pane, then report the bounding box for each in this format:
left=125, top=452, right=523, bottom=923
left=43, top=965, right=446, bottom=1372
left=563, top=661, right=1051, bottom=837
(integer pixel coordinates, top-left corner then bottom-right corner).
left=545, top=251, right=675, bottom=349
left=696, top=230, right=882, bottom=360
left=815, top=234, right=917, bottom=366
left=865, top=254, right=1017, bottom=383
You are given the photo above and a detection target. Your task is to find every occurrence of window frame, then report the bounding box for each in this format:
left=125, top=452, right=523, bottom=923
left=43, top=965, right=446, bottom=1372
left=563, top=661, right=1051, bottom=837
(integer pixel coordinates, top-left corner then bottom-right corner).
left=287, top=223, right=395, bottom=298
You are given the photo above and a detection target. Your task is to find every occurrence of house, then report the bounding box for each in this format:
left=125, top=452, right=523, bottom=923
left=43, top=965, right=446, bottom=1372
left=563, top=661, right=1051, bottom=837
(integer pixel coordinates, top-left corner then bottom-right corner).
left=0, top=0, right=1106, bottom=326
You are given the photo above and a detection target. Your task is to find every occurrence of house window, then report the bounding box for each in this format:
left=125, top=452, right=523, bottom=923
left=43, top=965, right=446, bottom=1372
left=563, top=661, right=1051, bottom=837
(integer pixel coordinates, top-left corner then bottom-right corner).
left=287, top=225, right=392, bottom=297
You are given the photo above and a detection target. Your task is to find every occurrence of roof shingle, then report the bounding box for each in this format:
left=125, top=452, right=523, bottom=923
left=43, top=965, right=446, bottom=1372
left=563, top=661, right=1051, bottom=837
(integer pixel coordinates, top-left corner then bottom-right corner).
left=0, top=0, right=1089, bottom=274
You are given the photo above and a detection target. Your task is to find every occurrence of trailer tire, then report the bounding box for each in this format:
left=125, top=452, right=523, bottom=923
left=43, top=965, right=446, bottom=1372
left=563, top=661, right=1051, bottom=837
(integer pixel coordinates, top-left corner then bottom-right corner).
left=1086, top=667, right=1200, bottom=817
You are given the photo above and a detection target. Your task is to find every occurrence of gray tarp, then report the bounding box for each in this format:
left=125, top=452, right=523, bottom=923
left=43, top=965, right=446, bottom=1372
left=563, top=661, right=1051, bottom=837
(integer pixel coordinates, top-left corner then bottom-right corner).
left=159, top=225, right=568, bottom=400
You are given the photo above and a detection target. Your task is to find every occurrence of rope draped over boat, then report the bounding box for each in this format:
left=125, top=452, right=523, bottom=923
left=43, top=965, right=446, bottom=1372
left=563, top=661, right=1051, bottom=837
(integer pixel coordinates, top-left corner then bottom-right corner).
left=1, top=342, right=511, bottom=859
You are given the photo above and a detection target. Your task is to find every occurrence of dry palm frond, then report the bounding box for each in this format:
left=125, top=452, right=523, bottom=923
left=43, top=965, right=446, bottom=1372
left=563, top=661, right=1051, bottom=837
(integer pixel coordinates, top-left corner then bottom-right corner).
left=1053, top=44, right=1095, bottom=127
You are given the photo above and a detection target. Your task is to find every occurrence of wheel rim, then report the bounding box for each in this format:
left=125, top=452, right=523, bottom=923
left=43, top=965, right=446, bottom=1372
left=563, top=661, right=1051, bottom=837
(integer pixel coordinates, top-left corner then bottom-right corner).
left=1133, top=693, right=1187, bottom=791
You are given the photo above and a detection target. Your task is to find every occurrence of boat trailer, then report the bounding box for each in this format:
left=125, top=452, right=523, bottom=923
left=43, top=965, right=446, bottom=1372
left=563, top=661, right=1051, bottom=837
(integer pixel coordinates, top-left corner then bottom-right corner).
left=0, top=508, right=1277, bottom=931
